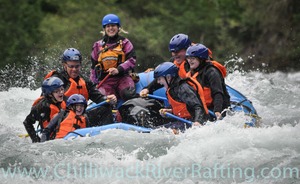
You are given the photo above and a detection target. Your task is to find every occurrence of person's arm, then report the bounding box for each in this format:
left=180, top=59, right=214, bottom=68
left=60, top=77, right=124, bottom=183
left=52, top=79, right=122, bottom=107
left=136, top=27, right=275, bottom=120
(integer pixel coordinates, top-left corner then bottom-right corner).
left=84, top=114, right=91, bottom=127
left=139, top=79, right=163, bottom=96
left=84, top=78, right=107, bottom=103
left=206, top=67, right=224, bottom=113
left=23, top=102, right=49, bottom=143
left=178, top=83, right=207, bottom=124
left=23, top=108, right=40, bottom=143
left=90, top=41, right=100, bottom=83
left=40, top=112, right=61, bottom=142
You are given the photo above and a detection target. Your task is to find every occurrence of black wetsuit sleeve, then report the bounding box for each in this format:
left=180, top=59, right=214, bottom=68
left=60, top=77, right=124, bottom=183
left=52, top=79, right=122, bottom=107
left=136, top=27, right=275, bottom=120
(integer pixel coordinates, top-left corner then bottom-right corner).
left=83, top=77, right=107, bottom=103
left=206, top=67, right=224, bottom=113
left=40, top=113, right=61, bottom=142
left=177, top=83, right=207, bottom=124
left=23, top=102, right=50, bottom=143
left=144, top=78, right=163, bottom=93
left=85, top=114, right=91, bottom=127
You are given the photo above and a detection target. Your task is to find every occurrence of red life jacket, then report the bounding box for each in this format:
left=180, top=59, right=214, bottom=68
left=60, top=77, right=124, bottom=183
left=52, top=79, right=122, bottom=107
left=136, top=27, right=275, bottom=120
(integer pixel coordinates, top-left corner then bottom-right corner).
left=32, top=96, right=66, bottom=128
left=211, top=60, right=226, bottom=78
left=166, top=77, right=208, bottom=119
left=173, top=60, right=187, bottom=79
left=55, top=110, right=86, bottom=139
left=64, top=78, right=89, bottom=100
left=45, top=70, right=89, bottom=100
left=187, top=60, right=227, bottom=107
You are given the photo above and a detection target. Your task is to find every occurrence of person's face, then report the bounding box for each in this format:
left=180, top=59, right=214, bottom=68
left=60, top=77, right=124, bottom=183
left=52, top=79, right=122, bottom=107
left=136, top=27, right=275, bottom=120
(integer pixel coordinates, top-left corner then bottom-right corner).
left=104, top=24, right=119, bottom=37
left=157, top=76, right=169, bottom=89
left=51, top=86, right=64, bottom=102
left=186, top=57, right=200, bottom=70
left=74, top=104, right=85, bottom=115
left=171, top=49, right=186, bottom=65
left=63, top=61, right=81, bottom=79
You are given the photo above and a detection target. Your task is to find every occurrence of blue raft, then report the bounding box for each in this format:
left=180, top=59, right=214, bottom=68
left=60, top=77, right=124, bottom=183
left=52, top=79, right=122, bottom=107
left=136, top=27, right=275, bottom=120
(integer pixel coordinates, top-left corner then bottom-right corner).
left=64, top=123, right=151, bottom=140
left=63, top=71, right=260, bottom=140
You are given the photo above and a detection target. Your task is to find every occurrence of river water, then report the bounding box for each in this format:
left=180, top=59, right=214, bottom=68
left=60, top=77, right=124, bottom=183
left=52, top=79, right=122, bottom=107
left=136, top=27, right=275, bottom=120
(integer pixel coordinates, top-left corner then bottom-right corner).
left=0, top=70, right=299, bottom=184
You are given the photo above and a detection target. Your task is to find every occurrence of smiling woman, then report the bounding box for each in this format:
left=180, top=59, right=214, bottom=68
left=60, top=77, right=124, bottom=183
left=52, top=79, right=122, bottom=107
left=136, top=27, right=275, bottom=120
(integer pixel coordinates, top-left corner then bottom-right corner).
left=89, top=13, right=137, bottom=102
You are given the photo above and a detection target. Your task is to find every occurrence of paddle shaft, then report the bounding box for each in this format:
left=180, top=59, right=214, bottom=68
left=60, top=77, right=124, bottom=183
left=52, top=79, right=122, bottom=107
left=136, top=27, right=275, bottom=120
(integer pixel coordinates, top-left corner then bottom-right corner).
left=97, top=74, right=110, bottom=88
left=165, top=112, right=193, bottom=125
left=86, top=100, right=109, bottom=112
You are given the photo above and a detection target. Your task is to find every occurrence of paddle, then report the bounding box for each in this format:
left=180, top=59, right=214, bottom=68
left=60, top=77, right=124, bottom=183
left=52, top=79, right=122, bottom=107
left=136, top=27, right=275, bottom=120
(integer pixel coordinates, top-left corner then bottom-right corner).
left=164, top=112, right=193, bottom=125
left=97, top=74, right=110, bottom=89
left=146, top=94, right=217, bottom=119
left=18, top=128, right=41, bottom=138
left=147, top=94, right=168, bottom=102
left=86, top=99, right=110, bottom=112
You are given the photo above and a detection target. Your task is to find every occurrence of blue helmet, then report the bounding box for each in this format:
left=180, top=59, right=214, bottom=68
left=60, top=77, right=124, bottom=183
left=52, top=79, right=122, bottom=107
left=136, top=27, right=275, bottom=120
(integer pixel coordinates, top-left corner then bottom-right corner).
left=102, top=14, right=121, bottom=28
left=186, top=44, right=209, bottom=60
left=62, top=48, right=82, bottom=63
left=154, top=62, right=178, bottom=79
left=42, top=77, right=64, bottom=95
left=169, top=34, right=191, bottom=52
left=66, top=94, right=87, bottom=108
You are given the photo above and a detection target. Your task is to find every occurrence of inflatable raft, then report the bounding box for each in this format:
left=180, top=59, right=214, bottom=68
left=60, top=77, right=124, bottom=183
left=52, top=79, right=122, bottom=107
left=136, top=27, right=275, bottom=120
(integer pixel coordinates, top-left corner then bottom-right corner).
left=64, top=71, right=260, bottom=140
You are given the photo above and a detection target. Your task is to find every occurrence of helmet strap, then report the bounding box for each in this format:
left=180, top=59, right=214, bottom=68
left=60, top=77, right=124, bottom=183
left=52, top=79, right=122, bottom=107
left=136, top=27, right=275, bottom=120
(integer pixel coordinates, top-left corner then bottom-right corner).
left=165, top=76, right=171, bottom=87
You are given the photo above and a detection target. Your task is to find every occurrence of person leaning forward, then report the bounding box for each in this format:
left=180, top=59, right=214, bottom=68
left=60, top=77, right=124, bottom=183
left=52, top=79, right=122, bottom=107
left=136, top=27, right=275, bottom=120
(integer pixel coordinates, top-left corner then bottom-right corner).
left=153, top=62, right=209, bottom=132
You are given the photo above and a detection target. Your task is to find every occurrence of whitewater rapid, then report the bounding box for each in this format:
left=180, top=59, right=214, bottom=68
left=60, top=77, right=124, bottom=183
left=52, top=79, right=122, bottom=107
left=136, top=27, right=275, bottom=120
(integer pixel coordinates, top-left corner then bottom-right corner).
left=0, top=71, right=300, bottom=184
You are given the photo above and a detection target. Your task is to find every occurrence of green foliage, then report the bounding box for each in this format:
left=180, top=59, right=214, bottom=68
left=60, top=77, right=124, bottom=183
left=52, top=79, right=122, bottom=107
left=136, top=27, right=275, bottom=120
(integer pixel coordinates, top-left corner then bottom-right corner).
left=0, top=0, right=299, bottom=76
left=0, top=0, right=44, bottom=68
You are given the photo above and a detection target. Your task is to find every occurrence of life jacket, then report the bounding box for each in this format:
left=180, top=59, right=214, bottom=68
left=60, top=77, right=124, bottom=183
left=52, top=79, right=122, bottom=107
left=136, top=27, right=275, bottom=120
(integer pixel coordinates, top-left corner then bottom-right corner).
left=32, top=96, right=66, bottom=129
left=166, top=77, right=208, bottom=119
left=186, top=61, right=227, bottom=107
left=45, top=70, right=89, bottom=100
left=64, top=78, right=89, bottom=100
left=97, top=40, right=125, bottom=71
left=173, top=60, right=188, bottom=79
left=211, top=60, right=226, bottom=78
left=55, top=110, right=86, bottom=139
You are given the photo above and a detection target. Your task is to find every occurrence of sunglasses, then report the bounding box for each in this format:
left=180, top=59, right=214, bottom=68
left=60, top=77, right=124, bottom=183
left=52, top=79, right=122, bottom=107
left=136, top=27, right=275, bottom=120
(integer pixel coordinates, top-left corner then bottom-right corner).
left=66, top=64, right=81, bottom=69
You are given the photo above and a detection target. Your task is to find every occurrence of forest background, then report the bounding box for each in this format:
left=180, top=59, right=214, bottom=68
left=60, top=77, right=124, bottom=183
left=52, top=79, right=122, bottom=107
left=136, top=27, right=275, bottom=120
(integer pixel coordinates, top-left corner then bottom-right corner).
left=0, top=0, right=299, bottom=89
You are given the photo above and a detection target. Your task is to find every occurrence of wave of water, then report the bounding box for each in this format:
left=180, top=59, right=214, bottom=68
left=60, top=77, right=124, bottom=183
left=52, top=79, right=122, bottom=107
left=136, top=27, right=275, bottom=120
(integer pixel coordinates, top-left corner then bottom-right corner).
left=0, top=70, right=300, bottom=184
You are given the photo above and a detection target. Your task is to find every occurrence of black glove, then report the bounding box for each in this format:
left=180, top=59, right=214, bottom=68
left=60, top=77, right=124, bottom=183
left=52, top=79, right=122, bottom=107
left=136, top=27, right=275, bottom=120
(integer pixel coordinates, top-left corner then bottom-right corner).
left=32, top=135, right=40, bottom=143
left=40, top=128, right=50, bottom=142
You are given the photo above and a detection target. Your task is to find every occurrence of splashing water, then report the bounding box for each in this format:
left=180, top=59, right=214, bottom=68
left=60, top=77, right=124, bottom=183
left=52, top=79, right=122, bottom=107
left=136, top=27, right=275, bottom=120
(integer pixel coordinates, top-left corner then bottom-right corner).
left=0, top=58, right=300, bottom=183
